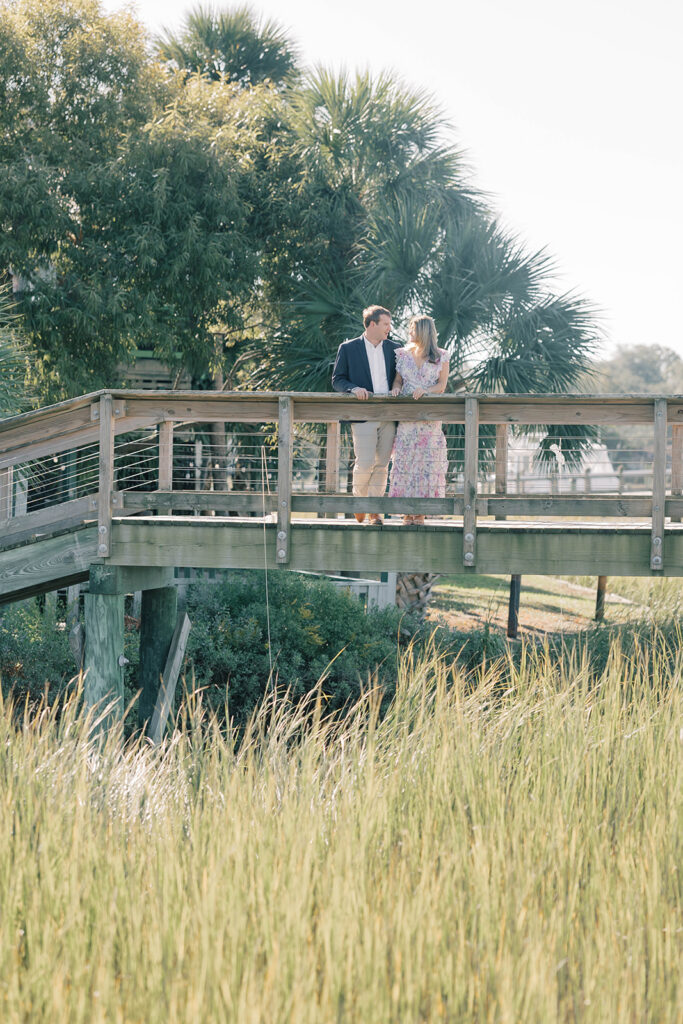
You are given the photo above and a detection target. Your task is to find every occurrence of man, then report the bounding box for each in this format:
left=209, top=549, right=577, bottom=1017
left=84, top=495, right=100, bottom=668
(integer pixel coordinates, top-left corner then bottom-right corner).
left=332, top=305, right=401, bottom=525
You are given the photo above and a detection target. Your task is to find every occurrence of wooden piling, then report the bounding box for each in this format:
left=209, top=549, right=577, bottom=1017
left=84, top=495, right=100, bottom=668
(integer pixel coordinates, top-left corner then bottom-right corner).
left=595, top=575, right=607, bottom=621
left=138, top=586, right=178, bottom=732
left=84, top=591, right=125, bottom=732
left=507, top=575, right=521, bottom=639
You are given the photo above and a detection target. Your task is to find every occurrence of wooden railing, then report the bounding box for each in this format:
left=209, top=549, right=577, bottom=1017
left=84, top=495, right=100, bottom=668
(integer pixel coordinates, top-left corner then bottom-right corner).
left=2, top=390, right=683, bottom=574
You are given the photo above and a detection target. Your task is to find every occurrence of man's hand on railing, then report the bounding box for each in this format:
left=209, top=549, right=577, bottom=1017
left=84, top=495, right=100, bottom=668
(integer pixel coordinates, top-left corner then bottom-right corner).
left=351, top=387, right=370, bottom=400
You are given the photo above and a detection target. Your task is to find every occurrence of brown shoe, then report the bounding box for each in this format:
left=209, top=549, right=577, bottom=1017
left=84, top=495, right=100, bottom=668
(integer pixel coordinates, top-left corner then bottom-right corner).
left=413, top=515, right=425, bottom=526
left=402, top=515, right=415, bottom=526
left=368, top=514, right=383, bottom=526
left=354, top=513, right=366, bottom=524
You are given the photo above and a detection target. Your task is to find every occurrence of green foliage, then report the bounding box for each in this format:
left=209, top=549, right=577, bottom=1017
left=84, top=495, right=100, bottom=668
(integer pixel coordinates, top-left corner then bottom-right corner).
left=0, top=0, right=166, bottom=397
left=0, top=287, right=34, bottom=417
left=184, top=572, right=420, bottom=722
left=248, top=68, right=600, bottom=408
left=0, top=1, right=601, bottom=409
left=585, top=344, right=683, bottom=473
left=592, top=343, right=683, bottom=394
left=156, top=3, right=299, bottom=88
left=0, top=0, right=267, bottom=398
left=0, top=599, right=74, bottom=703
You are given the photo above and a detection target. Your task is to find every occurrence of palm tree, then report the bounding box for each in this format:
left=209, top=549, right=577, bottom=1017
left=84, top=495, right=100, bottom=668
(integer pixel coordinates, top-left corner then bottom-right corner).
left=156, top=4, right=299, bottom=88
left=248, top=69, right=600, bottom=616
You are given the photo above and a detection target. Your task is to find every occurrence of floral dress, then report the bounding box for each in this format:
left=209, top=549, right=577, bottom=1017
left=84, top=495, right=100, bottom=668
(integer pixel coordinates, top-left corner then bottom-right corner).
left=389, top=347, right=449, bottom=498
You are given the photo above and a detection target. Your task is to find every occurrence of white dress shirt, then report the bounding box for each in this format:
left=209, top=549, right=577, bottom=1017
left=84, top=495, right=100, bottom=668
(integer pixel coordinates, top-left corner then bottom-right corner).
left=363, top=336, right=389, bottom=394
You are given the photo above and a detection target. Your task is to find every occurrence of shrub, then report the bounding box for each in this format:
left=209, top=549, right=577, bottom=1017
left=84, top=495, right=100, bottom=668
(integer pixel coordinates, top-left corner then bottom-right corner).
left=184, top=572, right=424, bottom=723
left=0, top=598, right=75, bottom=704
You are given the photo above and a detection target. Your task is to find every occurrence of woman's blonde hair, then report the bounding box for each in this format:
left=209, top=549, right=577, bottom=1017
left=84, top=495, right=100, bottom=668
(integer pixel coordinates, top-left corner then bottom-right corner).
left=409, top=315, right=440, bottom=363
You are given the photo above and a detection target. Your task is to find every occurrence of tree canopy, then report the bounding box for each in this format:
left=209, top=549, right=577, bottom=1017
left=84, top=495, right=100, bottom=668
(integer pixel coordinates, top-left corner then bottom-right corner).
left=0, top=0, right=602, bottom=406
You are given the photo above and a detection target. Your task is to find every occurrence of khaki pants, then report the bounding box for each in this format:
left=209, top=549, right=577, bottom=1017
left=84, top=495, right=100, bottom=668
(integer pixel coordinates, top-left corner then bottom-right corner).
left=351, top=421, right=396, bottom=497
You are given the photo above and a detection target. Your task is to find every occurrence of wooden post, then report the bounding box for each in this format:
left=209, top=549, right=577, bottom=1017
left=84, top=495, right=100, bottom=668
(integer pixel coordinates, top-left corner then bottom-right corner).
left=494, top=424, right=508, bottom=522
left=325, top=422, right=341, bottom=494
left=595, top=575, right=607, bottom=621
left=65, top=450, right=77, bottom=500
left=0, top=466, right=12, bottom=522
left=671, top=424, right=683, bottom=524
left=276, top=397, right=293, bottom=564
left=83, top=591, right=125, bottom=733
left=158, top=421, right=174, bottom=491
left=322, top=421, right=341, bottom=520
left=148, top=612, right=192, bottom=744
left=651, top=398, right=667, bottom=570
left=507, top=575, right=521, bottom=639
left=96, top=394, right=115, bottom=558
left=138, top=586, right=178, bottom=731
left=462, top=397, right=478, bottom=567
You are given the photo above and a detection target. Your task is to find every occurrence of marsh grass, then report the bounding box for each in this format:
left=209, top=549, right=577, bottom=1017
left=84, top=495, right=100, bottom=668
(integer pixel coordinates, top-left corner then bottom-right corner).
left=0, top=638, right=680, bottom=1022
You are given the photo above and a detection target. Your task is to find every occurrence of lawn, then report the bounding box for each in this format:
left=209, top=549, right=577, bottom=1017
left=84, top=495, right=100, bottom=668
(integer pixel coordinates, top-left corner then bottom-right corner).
left=429, top=572, right=683, bottom=636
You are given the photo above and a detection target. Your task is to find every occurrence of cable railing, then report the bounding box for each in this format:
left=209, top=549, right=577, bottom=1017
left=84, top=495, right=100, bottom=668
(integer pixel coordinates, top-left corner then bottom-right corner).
left=1, top=389, right=682, bottom=573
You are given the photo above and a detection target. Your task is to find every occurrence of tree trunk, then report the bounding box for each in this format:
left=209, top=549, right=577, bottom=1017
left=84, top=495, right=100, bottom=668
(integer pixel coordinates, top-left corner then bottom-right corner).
left=395, top=572, right=440, bottom=618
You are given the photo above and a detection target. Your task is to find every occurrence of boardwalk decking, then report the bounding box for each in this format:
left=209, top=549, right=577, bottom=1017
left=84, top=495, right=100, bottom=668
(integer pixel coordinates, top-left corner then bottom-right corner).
left=2, top=387, right=683, bottom=603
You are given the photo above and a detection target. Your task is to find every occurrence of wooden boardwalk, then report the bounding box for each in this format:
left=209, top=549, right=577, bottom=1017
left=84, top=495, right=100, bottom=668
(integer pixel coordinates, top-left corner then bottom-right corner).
left=3, top=387, right=682, bottom=731
left=2, top=388, right=683, bottom=604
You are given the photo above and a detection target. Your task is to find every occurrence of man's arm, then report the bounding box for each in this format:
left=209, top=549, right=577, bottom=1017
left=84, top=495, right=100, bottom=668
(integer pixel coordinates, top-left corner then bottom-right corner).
left=332, top=343, right=356, bottom=393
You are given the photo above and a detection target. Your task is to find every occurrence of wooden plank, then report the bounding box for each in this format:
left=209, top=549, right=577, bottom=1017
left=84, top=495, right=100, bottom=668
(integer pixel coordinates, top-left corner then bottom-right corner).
left=291, top=494, right=455, bottom=515
left=123, top=396, right=279, bottom=426
left=672, top=424, right=683, bottom=524
left=276, top=397, right=293, bottom=564
left=0, top=405, right=97, bottom=469
left=148, top=612, right=192, bottom=745
left=478, top=398, right=658, bottom=426
left=158, top=421, right=174, bottom=491
left=494, top=424, right=508, bottom=522
left=651, top=398, right=666, bottom=570
left=0, top=389, right=104, bottom=434
left=0, top=526, right=98, bottom=601
left=295, top=397, right=467, bottom=424
left=107, top=518, right=683, bottom=577
left=484, top=496, right=653, bottom=517
left=462, top=397, right=478, bottom=566
left=124, top=491, right=460, bottom=517
left=122, top=490, right=277, bottom=514
left=0, top=416, right=154, bottom=470
left=97, top=395, right=115, bottom=558
left=89, top=564, right=175, bottom=595
left=0, top=494, right=96, bottom=550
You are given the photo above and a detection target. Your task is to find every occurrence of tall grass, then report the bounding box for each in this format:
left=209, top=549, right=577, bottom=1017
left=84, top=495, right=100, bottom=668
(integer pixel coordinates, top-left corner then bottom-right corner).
left=0, top=638, right=680, bottom=1022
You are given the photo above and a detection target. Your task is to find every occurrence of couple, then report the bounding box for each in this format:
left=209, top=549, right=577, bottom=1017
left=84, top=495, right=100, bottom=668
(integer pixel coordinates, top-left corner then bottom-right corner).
left=331, top=305, right=449, bottom=526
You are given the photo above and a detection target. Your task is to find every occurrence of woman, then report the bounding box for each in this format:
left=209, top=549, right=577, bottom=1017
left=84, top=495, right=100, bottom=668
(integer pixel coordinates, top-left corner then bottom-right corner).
left=389, top=315, right=449, bottom=525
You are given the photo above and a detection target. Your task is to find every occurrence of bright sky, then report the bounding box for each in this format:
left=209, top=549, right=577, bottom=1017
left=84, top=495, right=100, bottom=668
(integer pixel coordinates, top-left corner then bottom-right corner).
left=105, top=0, right=683, bottom=361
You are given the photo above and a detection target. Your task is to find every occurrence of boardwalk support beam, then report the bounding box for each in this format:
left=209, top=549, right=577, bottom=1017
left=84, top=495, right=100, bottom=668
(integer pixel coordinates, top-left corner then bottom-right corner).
left=139, top=585, right=178, bottom=732
left=84, top=589, right=125, bottom=733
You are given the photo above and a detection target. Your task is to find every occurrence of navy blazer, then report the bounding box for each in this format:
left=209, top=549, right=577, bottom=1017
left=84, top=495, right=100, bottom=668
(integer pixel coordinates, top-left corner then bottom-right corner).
left=331, top=335, right=401, bottom=394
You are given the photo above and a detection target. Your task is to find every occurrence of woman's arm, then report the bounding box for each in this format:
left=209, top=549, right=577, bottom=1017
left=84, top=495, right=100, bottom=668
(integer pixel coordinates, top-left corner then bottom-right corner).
left=390, top=372, right=403, bottom=397
left=412, top=361, right=449, bottom=399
